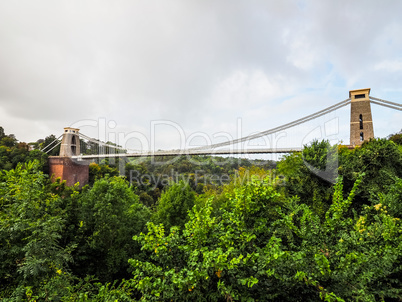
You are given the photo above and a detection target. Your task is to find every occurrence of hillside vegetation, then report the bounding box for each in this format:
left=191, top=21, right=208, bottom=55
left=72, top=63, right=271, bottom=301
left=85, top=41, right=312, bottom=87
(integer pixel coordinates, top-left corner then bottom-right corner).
left=1, top=126, right=402, bottom=301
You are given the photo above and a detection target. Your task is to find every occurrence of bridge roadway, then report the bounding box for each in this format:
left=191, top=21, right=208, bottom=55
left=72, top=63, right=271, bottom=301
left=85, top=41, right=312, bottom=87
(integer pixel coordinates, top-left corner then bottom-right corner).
left=70, top=148, right=303, bottom=160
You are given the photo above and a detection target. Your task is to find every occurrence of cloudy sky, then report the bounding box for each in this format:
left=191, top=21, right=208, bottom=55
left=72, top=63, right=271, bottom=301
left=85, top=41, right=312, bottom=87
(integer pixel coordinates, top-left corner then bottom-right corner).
left=0, top=0, right=401, bottom=151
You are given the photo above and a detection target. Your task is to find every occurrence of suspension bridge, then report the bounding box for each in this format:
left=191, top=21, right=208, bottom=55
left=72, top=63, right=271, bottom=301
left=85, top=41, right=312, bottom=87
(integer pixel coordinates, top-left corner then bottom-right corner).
left=42, top=88, right=401, bottom=186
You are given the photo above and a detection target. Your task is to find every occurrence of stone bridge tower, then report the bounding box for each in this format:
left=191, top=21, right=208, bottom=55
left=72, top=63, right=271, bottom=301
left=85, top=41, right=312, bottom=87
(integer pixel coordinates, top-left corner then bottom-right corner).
left=349, top=88, right=374, bottom=146
left=48, top=127, right=89, bottom=188
left=60, top=127, right=81, bottom=156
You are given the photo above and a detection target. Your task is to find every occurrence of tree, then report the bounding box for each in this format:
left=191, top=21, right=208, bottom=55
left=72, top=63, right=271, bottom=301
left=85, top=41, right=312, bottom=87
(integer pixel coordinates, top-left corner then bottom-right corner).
left=88, top=162, right=119, bottom=185
left=0, top=135, right=17, bottom=148
left=339, top=138, right=402, bottom=207
left=72, top=176, right=150, bottom=282
left=277, top=140, right=336, bottom=216
left=0, top=161, right=74, bottom=298
left=41, top=134, right=61, bottom=156
left=130, top=173, right=402, bottom=301
left=0, top=126, right=5, bottom=140
left=388, top=131, right=402, bottom=145
left=152, top=181, right=196, bottom=230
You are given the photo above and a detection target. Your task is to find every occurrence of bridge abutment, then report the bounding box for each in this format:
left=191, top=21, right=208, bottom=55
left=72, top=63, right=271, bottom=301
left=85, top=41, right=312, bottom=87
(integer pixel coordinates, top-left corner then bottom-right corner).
left=49, top=127, right=89, bottom=188
left=49, top=156, right=89, bottom=187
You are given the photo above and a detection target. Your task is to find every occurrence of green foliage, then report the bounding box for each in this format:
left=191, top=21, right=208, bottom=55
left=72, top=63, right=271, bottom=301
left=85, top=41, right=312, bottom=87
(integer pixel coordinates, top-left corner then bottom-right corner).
left=388, top=131, right=402, bottom=145
left=277, top=140, right=336, bottom=216
left=1, top=130, right=402, bottom=300
left=152, top=181, right=196, bottom=230
left=0, top=161, right=75, bottom=297
left=374, top=178, right=402, bottom=219
left=72, top=176, right=150, bottom=282
left=88, top=162, right=119, bottom=185
left=279, top=139, right=402, bottom=216
left=41, top=134, right=61, bottom=156
left=130, top=176, right=291, bottom=301
left=131, top=173, right=402, bottom=301
left=58, top=275, right=136, bottom=301
left=0, top=127, right=48, bottom=172
left=0, top=161, right=147, bottom=300
left=1, top=135, right=17, bottom=148
left=339, top=138, right=402, bottom=206
left=125, top=155, right=276, bottom=206
left=0, top=126, right=5, bottom=140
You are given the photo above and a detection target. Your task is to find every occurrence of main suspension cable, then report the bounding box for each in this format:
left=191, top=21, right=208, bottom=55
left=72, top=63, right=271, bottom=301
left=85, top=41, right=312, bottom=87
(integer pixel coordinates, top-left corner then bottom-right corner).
left=370, top=96, right=402, bottom=108
left=370, top=100, right=402, bottom=111
left=192, top=98, right=351, bottom=150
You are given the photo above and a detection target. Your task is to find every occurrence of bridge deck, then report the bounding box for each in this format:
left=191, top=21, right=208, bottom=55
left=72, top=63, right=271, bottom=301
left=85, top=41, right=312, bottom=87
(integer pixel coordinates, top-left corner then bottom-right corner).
left=69, top=148, right=302, bottom=159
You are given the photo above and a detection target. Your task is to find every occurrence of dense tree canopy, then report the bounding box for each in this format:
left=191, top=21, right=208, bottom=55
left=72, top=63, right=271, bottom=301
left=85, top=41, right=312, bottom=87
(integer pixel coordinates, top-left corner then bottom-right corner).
left=0, top=126, right=402, bottom=301
left=151, top=180, right=196, bottom=230
left=0, top=127, right=48, bottom=171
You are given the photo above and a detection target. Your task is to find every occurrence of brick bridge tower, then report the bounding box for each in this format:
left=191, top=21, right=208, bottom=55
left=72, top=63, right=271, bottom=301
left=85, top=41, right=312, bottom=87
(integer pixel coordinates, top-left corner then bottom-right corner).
left=349, top=88, right=374, bottom=146
left=48, top=127, right=89, bottom=187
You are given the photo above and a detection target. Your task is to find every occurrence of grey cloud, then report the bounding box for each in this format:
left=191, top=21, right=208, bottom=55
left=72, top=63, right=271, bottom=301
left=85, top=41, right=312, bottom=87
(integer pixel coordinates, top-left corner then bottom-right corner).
left=0, top=0, right=400, bottom=144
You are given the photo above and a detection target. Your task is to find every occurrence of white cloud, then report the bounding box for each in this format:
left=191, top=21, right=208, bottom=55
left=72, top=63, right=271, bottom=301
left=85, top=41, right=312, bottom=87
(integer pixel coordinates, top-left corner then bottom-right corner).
left=374, top=60, right=402, bottom=72
left=0, top=0, right=401, bottom=146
